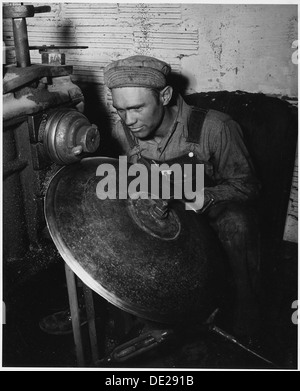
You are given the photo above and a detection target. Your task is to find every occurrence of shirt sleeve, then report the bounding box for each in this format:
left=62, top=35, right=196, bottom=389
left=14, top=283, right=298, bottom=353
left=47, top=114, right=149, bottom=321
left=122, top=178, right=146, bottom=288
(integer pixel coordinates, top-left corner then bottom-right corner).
left=204, top=118, right=261, bottom=203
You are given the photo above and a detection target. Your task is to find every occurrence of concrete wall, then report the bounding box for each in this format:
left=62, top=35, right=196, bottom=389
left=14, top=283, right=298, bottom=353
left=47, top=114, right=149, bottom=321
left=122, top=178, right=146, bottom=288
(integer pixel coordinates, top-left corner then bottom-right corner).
left=3, top=2, right=298, bottom=242
left=181, top=4, right=298, bottom=97
left=3, top=3, right=298, bottom=97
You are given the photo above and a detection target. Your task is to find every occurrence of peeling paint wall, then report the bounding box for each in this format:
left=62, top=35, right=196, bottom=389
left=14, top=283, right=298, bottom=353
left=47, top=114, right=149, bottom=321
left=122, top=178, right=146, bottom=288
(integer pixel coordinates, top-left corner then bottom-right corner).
left=3, top=2, right=298, bottom=241
left=3, top=3, right=298, bottom=97
left=181, top=4, right=298, bottom=97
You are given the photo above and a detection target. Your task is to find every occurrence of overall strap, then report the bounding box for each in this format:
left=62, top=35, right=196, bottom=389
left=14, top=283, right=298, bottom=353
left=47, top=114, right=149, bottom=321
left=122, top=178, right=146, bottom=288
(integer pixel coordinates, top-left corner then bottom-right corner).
left=186, top=107, right=209, bottom=144
left=121, top=106, right=209, bottom=152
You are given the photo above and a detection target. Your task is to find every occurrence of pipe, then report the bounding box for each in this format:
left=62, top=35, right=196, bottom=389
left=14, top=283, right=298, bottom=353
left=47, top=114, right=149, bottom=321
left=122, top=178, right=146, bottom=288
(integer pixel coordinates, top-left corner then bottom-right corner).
left=12, top=17, right=31, bottom=67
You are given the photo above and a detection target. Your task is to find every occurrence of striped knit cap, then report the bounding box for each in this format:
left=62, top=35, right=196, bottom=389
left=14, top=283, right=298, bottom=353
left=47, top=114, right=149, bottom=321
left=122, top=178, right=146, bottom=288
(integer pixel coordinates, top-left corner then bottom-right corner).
left=104, top=55, right=171, bottom=89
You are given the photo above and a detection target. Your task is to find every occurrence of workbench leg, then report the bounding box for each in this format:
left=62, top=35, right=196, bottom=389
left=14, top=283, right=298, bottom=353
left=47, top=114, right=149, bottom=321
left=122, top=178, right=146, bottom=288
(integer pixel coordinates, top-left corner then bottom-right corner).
left=83, top=284, right=99, bottom=365
left=65, top=263, right=85, bottom=367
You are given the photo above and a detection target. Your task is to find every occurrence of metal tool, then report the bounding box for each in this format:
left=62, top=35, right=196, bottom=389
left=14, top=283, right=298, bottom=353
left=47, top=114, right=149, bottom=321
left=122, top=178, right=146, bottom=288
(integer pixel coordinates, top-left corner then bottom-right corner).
left=97, top=329, right=173, bottom=364
left=3, top=4, right=88, bottom=67
left=205, top=308, right=278, bottom=367
left=3, top=4, right=52, bottom=67
left=39, top=108, right=100, bottom=165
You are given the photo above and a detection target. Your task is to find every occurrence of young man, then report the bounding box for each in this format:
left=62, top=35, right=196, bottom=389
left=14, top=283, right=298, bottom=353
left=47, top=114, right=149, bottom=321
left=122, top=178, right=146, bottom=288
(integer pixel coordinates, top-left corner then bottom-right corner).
left=104, top=55, right=261, bottom=338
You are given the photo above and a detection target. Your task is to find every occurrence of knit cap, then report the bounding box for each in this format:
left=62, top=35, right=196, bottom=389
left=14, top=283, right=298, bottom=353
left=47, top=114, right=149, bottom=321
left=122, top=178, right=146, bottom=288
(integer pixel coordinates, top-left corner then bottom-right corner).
left=104, top=55, right=171, bottom=89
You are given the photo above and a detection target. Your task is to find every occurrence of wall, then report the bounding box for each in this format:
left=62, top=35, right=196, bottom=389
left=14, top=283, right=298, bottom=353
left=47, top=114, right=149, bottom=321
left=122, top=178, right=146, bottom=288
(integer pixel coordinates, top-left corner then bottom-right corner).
left=3, top=2, right=298, bottom=242
left=3, top=3, right=298, bottom=97
left=284, top=146, right=298, bottom=243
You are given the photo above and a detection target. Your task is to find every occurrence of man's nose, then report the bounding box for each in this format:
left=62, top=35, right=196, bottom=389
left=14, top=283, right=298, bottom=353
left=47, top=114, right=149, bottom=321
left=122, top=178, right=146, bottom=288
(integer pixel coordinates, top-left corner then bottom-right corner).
left=124, top=111, right=137, bottom=126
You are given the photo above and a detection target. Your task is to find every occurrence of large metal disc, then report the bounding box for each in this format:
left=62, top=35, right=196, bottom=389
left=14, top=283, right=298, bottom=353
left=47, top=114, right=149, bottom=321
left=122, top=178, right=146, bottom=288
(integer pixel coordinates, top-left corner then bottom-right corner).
left=44, top=157, right=223, bottom=324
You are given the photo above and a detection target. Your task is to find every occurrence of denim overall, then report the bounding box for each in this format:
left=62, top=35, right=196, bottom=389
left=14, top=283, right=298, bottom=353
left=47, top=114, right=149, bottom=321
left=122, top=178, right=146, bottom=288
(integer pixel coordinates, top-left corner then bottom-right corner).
left=121, top=106, right=261, bottom=336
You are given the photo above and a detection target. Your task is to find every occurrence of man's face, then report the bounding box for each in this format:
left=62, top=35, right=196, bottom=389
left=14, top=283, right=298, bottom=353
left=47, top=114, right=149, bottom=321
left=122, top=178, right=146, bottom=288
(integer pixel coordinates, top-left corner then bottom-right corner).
left=111, top=87, right=164, bottom=140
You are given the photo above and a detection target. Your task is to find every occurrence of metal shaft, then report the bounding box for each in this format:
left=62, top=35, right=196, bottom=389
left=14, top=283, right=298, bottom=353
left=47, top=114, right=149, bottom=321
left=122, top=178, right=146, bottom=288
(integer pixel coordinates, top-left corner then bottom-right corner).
left=205, top=308, right=278, bottom=367
left=211, top=325, right=277, bottom=367
left=12, top=17, right=31, bottom=67
left=65, top=264, right=85, bottom=367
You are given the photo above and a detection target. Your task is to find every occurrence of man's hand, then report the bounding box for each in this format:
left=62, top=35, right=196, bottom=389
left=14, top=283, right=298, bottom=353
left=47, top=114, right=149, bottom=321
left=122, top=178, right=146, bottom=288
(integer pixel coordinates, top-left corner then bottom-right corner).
left=184, top=190, right=214, bottom=213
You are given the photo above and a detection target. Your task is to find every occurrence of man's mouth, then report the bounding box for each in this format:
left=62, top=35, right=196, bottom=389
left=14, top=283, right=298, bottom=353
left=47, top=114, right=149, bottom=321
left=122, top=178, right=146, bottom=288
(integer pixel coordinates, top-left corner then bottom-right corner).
left=130, top=127, right=143, bottom=133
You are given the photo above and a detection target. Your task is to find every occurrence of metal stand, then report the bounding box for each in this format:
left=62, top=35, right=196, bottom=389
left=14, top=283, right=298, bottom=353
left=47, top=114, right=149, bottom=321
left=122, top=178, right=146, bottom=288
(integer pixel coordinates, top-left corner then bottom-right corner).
left=83, top=283, right=99, bottom=364
left=64, top=263, right=99, bottom=367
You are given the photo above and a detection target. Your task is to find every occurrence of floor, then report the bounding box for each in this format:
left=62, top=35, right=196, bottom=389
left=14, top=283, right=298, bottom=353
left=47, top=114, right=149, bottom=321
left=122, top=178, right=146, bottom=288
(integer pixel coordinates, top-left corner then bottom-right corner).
left=2, top=241, right=298, bottom=370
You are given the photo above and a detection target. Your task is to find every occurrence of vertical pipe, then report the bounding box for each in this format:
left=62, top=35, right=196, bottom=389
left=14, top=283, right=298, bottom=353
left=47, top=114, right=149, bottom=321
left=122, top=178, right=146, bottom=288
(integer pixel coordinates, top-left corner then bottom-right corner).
left=83, top=284, right=99, bottom=365
left=12, top=18, right=31, bottom=67
left=65, top=264, right=85, bottom=367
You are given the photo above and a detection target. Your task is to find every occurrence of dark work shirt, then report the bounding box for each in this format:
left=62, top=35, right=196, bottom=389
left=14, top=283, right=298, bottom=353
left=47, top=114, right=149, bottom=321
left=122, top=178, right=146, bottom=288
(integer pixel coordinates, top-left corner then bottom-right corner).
left=111, top=94, right=260, bottom=203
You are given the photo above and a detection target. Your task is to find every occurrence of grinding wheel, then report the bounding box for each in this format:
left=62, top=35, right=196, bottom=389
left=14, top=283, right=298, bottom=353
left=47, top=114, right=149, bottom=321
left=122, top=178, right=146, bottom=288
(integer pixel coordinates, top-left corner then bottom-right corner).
left=44, top=157, right=224, bottom=324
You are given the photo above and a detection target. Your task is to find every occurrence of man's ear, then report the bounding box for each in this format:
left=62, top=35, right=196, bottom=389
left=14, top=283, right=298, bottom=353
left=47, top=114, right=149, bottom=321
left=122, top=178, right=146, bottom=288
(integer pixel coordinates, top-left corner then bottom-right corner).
left=160, top=85, right=173, bottom=106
